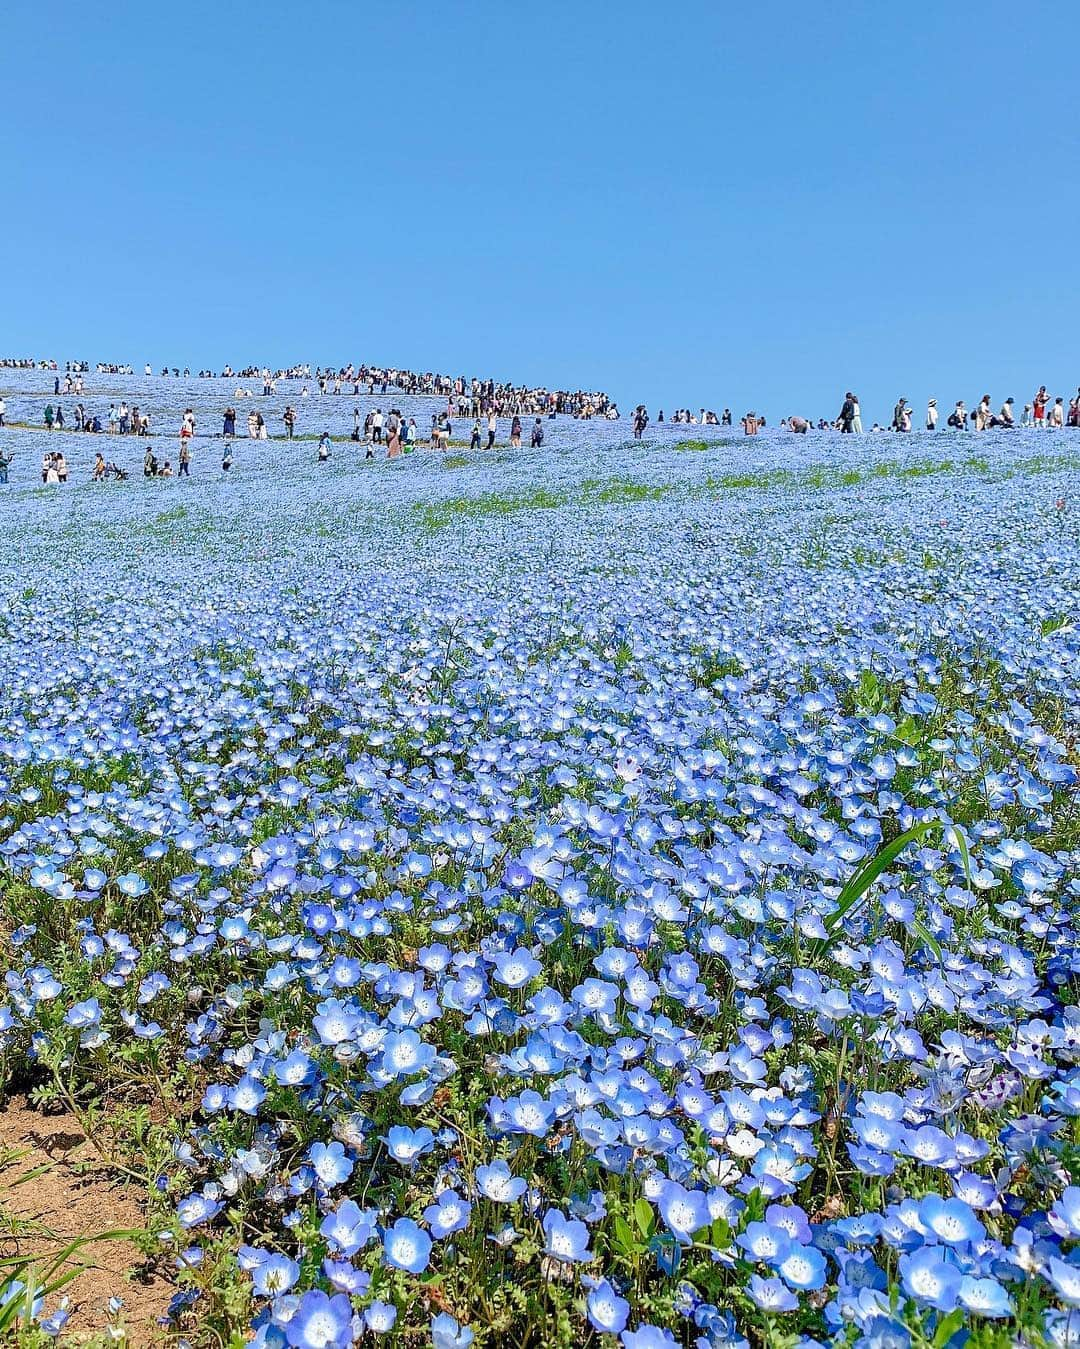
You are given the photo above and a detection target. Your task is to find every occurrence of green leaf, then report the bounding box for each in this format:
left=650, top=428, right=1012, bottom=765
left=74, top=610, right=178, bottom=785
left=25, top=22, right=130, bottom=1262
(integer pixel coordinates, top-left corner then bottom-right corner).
left=612, top=1215, right=637, bottom=1255
left=933, top=1308, right=966, bottom=1347
left=810, top=819, right=939, bottom=956
left=910, top=917, right=942, bottom=961
left=634, top=1198, right=655, bottom=1239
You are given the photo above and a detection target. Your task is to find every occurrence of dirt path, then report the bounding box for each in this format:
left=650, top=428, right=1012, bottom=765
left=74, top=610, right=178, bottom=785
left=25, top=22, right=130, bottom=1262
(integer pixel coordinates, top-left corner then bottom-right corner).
left=0, top=1096, right=173, bottom=1345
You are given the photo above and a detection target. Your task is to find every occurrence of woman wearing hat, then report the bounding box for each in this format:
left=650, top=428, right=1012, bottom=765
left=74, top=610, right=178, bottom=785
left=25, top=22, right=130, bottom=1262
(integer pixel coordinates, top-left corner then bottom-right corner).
left=926, top=398, right=938, bottom=430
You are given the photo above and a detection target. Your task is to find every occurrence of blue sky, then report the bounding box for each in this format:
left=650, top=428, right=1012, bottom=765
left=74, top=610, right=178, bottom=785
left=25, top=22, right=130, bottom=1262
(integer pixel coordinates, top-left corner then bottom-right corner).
left=5, top=0, right=1078, bottom=421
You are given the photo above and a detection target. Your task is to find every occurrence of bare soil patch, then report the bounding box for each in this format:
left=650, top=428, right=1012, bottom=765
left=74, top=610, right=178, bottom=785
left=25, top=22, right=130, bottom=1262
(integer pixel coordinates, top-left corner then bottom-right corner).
left=0, top=1096, right=172, bottom=1345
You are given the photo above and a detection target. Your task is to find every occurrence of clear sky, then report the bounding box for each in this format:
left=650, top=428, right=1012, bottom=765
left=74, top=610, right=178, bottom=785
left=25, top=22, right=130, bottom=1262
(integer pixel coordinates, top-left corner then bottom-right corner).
left=5, top=0, right=1078, bottom=422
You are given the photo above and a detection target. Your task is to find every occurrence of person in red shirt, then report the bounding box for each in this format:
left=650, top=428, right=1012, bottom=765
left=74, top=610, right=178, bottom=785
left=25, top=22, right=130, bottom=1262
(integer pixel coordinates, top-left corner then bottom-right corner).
left=1033, top=385, right=1049, bottom=424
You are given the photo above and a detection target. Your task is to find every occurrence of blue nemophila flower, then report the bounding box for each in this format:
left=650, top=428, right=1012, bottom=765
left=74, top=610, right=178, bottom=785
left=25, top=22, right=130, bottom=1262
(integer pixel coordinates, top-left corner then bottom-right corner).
left=379, top=1028, right=436, bottom=1078
left=176, top=1188, right=223, bottom=1228
left=431, top=1313, right=474, bottom=1349
left=958, top=1275, right=1012, bottom=1318
left=620, top=1326, right=679, bottom=1348
left=898, top=1247, right=962, bottom=1312
left=227, top=1074, right=267, bottom=1116
left=384, top=1125, right=435, bottom=1164
left=424, top=1189, right=472, bottom=1238
left=492, top=947, right=541, bottom=988
left=584, top=1275, right=630, bottom=1334
left=115, top=872, right=149, bottom=897
left=918, top=1194, right=985, bottom=1246
left=284, top=1290, right=353, bottom=1348
left=64, top=997, right=101, bottom=1027
left=383, top=1217, right=432, bottom=1273
left=320, top=1199, right=376, bottom=1256
left=249, top=1251, right=301, bottom=1297
left=658, top=1182, right=711, bottom=1244
left=542, top=1208, right=591, bottom=1263
left=364, top=1300, right=397, bottom=1333
left=1045, top=1256, right=1080, bottom=1307
left=747, top=1275, right=799, bottom=1312
left=776, top=1242, right=827, bottom=1291
left=308, top=1141, right=354, bottom=1187
left=475, top=1159, right=527, bottom=1203
left=1050, top=1187, right=1080, bottom=1239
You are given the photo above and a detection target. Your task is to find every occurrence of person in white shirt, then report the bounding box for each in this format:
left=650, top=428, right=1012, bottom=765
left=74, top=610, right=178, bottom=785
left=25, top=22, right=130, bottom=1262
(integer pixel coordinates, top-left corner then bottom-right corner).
left=851, top=396, right=862, bottom=433
left=926, top=398, right=938, bottom=430
left=486, top=411, right=497, bottom=448
left=0, top=396, right=6, bottom=427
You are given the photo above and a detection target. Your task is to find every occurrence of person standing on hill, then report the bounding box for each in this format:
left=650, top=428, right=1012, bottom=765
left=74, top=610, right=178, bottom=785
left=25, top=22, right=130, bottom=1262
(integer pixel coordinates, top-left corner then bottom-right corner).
left=1033, top=385, right=1049, bottom=426
left=926, top=398, right=938, bottom=430
left=851, top=394, right=862, bottom=433
left=838, top=392, right=855, bottom=432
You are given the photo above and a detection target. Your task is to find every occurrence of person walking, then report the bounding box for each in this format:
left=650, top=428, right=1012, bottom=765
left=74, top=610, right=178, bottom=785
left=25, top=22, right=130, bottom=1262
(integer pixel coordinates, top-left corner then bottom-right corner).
left=891, top=397, right=908, bottom=431
left=179, top=437, right=192, bottom=477
left=510, top=414, right=522, bottom=447
left=283, top=406, right=296, bottom=438
left=0, top=449, right=11, bottom=484
left=486, top=410, right=497, bottom=449
left=926, top=398, right=938, bottom=430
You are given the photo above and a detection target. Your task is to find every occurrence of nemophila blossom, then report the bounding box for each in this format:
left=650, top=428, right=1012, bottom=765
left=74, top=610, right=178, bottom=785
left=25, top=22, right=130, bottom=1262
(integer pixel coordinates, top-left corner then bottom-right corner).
left=176, top=1188, right=223, bottom=1228
left=383, top=1217, right=432, bottom=1273
left=424, top=1188, right=472, bottom=1238
left=1050, top=1187, right=1080, bottom=1239
left=918, top=1194, right=984, bottom=1246
left=384, top=1125, right=435, bottom=1164
left=620, top=1327, right=679, bottom=1348
left=431, top=1313, right=474, bottom=1349
left=64, top=997, right=101, bottom=1027
left=308, top=1141, right=353, bottom=1187
left=542, top=1208, right=591, bottom=1262
left=320, top=1200, right=376, bottom=1256
left=658, top=1182, right=711, bottom=1243
left=776, top=1242, right=827, bottom=1291
left=958, top=1276, right=1012, bottom=1318
left=475, top=1159, right=527, bottom=1203
left=379, top=1027, right=436, bottom=1079
left=364, top=1301, right=397, bottom=1333
left=249, top=1251, right=301, bottom=1297
left=898, top=1248, right=962, bottom=1312
left=585, top=1276, right=630, bottom=1334
left=747, top=1276, right=799, bottom=1313
left=1046, top=1256, right=1080, bottom=1307
left=284, top=1290, right=353, bottom=1348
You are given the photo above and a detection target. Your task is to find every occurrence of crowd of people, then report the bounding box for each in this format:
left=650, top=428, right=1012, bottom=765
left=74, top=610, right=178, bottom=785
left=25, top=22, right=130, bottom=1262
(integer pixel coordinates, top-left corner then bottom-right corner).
left=825, top=388, right=1080, bottom=434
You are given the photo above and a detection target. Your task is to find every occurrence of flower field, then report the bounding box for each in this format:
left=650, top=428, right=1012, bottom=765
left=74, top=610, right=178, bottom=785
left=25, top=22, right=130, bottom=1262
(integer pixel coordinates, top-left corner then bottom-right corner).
left=1, top=387, right=1079, bottom=1348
